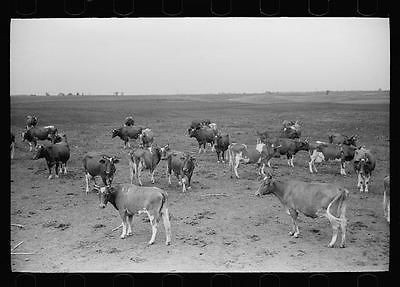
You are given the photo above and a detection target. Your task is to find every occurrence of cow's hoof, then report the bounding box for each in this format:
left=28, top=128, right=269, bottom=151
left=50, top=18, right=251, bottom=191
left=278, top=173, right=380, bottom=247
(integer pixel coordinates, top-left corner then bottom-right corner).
left=127, top=231, right=133, bottom=236
left=328, top=244, right=334, bottom=248
left=120, top=235, right=126, bottom=239
left=288, top=231, right=294, bottom=236
left=165, top=241, right=171, bottom=246
left=339, top=244, right=346, bottom=248
left=48, top=175, right=53, bottom=180
left=148, top=241, right=154, bottom=245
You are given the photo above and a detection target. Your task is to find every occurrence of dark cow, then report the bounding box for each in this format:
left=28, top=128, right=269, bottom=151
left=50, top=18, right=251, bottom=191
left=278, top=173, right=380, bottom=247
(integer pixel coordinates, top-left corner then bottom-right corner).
left=11, top=132, right=15, bottom=159
left=383, top=176, right=390, bottom=223
left=328, top=133, right=358, bottom=146
left=33, top=136, right=70, bottom=179
left=26, top=115, right=38, bottom=129
left=227, top=142, right=279, bottom=179
left=166, top=152, right=196, bottom=192
left=214, top=133, right=230, bottom=163
left=112, top=126, right=143, bottom=149
left=129, top=145, right=168, bottom=185
left=189, top=119, right=212, bottom=130
left=82, top=152, right=120, bottom=194
left=280, top=127, right=301, bottom=139
left=95, top=183, right=171, bottom=245
left=139, top=128, right=154, bottom=148
left=353, top=147, right=376, bottom=193
left=255, top=173, right=349, bottom=248
left=124, top=116, right=135, bottom=127
left=188, top=126, right=218, bottom=153
left=22, top=126, right=58, bottom=151
left=308, top=141, right=357, bottom=175
left=263, top=138, right=309, bottom=167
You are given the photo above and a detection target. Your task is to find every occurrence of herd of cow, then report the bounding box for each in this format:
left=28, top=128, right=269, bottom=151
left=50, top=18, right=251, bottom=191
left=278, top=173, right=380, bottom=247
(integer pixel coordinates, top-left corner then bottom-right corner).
left=10, top=115, right=390, bottom=249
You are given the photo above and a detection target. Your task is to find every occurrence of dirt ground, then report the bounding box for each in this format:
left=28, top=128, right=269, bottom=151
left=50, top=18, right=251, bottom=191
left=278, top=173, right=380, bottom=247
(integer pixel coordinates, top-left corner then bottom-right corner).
left=10, top=92, right=390, bottom=272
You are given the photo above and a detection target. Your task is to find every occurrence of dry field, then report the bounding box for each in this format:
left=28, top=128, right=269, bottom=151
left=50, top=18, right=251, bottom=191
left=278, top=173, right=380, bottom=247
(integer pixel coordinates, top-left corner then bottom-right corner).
left=10, top=91, right=390, bottom=272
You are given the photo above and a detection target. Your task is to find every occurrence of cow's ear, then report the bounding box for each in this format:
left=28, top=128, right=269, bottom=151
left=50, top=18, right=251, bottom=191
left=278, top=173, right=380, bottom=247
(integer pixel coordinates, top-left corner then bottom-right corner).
left=112, top=158, right=120, bottom=164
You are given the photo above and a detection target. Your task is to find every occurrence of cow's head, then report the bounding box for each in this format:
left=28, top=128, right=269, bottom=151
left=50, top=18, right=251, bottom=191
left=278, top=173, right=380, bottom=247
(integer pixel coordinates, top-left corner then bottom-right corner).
left=32, top=144, right=46, bottom=160
left=344, top=135, right=358, bottom=146
left=187, top=128, right=196, bottom=137
left=100, top=156, right=119, bottom=184
left=160, top=144, right=170, bottom=159
left=181, top=155, right=196, bottom=185
left=94, top=185, right=113, bottom=209
left=255, top=173, right=275, bottom=196
left=111, top=129, right=119, bottom=138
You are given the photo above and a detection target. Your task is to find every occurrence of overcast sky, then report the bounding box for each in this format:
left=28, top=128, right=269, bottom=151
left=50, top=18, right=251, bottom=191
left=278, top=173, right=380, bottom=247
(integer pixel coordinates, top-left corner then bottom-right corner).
left=10, top=18, right=389, bottom=95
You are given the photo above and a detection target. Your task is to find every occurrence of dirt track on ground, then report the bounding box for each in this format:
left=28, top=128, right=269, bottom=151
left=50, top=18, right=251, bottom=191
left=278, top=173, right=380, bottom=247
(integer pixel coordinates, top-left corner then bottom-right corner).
left=10, top=93, right=389, bottom=272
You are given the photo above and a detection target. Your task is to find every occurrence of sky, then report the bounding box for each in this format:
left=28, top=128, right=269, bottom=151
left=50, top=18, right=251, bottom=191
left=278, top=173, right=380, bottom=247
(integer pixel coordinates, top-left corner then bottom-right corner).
left=10, top=18, right=390, bottom=95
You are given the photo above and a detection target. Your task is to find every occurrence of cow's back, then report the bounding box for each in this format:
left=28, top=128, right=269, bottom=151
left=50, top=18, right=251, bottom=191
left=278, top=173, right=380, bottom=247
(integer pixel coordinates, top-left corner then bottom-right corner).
left=117, top=184, right=165, bottom=213
left=283, top=180, right=342, bottom=218
left=83, top=153, right=103, bottom=175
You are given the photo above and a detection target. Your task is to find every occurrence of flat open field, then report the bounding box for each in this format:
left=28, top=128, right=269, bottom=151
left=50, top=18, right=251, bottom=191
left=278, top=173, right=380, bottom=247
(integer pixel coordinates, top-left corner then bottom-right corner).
left=10, top=91, right=390, bottom=272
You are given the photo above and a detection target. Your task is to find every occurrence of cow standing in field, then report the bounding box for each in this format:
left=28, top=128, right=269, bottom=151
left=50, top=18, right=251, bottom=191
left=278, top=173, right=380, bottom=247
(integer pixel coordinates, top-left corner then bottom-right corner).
left=124, top=116, right=135, bottom=127
left=263, top=138, right=309, bottom=167
left=112, top=126, right=143, bottom=149
left=383, top=176, right=390, bottom=223
left=228, top=142, right=279, bottom=179
left=139, top=128, right=154, bottom=148
left=166, top=152, right=196, bottom=192
left=188, top=126, right=218, bottom=153
left=95, top=183, right=171, bottom=245
left=22, top=126, right=58, bottom=151
left=33, top=134, right=70, bottom=179
left=255, top=173, right=349, bottom=248
left=214, top=133, right=230, bottom=163
left=82, top=152, right=120, bottom=194
left=308, top=141, right=357, bottom=175
left=10, top=132, right=15, bottom=159
left=26, top=115, right=38, bottom=129
left=129, top=144, right=169, bottom=186
left=328, top=133, right=358, bottom=146
left=353, top=147, right=376, bottom=193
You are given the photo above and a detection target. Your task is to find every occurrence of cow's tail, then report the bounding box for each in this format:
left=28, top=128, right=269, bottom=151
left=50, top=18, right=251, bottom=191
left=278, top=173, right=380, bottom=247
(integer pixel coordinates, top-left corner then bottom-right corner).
left=158, top=191, right=168, bottom=220
left=326, top=188, right=349, bottom=224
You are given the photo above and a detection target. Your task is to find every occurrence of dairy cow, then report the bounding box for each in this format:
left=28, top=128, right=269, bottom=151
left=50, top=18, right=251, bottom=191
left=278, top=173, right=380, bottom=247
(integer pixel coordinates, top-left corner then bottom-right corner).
left=353, top=147, right=376, bottom=193
left=82, top=152, right=120, bottom=194
left=22, top=126, right=58, bottom=151
left=166, top=152, right=196, bottom=192
left=213, top=133, right=230, bottom=163
left=112, top=126, right=143, bottom=148
left=255, top=173, right=349, bottom=248
left=188, top=126, right=218, bottom=153
left=95, top=183, right=171, bottom=245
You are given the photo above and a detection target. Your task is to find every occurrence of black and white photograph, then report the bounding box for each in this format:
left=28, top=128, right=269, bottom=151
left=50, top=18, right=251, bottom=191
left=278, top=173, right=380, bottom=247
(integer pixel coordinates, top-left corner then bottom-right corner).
left=10, top=18, right=389, bottom=272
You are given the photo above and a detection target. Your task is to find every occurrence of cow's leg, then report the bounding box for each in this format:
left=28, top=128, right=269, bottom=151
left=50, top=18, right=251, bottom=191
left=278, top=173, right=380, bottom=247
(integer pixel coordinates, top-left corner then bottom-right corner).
left=198, top=143, right=202, bottom=154
left=340, top=161, right=346, bottom=176
left=162, top=208, right=171, bottom=245
left=222, top=151, right=225, bottom=163
left=47, top=162, right=53, bottom=180
left=126, top=215, right=133, bottom=236
left=287, top=154, right=291, bottom=167
left=308, top=159, right=314, bottom=173
left=63, top=162, right=68, bottom=174
left=28, top=142, right=33, bottom=152
left=147, top=211, right=158, bottom=245
left=150, top=169, right=156, bottom=184
left=129, top=160, right=134, bottom=184
left=364, top=175, right=370, bottom=193
left=290, top=155, right=295, bottom=167
left=339, top=217, right=347, bottom=248
left=327, top=218, right=340, bottom=248
left=55, top=163, right=60, bottom=178
left=85, top=173, right=91, bottom=193
left=168, top=173, right=172, bottom=185
left=211, top=142, right=215, bottom=152
left=137, top=164, right=143, bottom=186
left=261, top=163, right=266, bottom=176
left=288, top=209, right=300, bottom=237
left=234, top=160, right=240, bottom=179
left=120, top=213, right=128, bottom=239
left=217, top=151, right=220, bottom=163
left=357, top=172, right=362, bottom=189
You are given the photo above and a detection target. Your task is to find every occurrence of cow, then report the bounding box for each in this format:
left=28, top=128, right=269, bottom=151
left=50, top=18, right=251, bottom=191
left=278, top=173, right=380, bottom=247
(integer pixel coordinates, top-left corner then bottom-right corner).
left=263, top=138, right=310, bottom=168
left=22, top=126, right=58, bottom=151
left=256, top=130, right=270, bottom=144
left=383, top=176, right=390, bottom=223
left=255, top=173, right=349, bottom=248
left=227, top=142, right=279, bottom=179
left=95, top=183, right=171, bottom=245
left=10, top=132, right=15, bottom=159
left=280, top=127, right=301, bottom=139
left=328, top=133, right=358, bottom=146
left=139, top=128, right=154, bottom=148
left=26, top=115, right=38, bottom=129
left=112, top=126, right=143, bottom=149
left=353, top=147, right=376, bottom=193
left=188, top=126, right=218, bottom=153
left=166, top=152, right=196, bottom=192
left=124, top=116, right=135, bottom=127
left=214, top=133, right=230, bottom=163
left=32, top=136, right=70, bottom=179
left=308, top=141, right=357, bottom=175
left=129, top=145, right=168, bottom=186
left=82, top=152, right=120, bottom=194
left=189, top=119, right=212, bottom=130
